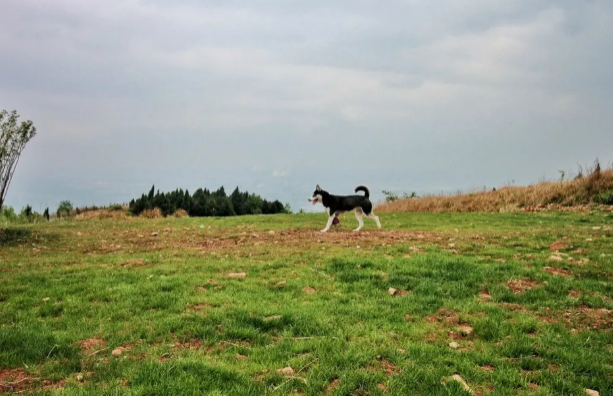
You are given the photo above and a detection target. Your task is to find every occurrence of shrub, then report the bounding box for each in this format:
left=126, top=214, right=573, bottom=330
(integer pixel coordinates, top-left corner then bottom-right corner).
left=173, top=209, right=189, bottom=218
left=594, top=190, right=613, bottom=205
left=57, top=200, right=73, bottom=218
left=140, top=208, right=163, bottom=219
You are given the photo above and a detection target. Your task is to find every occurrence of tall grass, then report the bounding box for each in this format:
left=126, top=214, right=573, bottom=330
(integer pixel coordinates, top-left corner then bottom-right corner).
left=378, top=161, right=613, bottom=213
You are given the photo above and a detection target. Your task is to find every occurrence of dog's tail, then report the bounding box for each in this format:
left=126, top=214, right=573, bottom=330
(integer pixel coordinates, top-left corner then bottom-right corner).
left=355, top=185, right=370, bottom=198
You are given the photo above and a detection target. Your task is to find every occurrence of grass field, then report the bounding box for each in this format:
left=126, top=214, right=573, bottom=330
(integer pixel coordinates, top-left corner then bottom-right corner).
left=1, top=211, right=612, bottom=395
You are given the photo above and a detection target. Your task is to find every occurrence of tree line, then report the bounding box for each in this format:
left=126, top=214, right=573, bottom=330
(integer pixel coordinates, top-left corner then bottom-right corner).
left=128, top=185, right=290, bottom=217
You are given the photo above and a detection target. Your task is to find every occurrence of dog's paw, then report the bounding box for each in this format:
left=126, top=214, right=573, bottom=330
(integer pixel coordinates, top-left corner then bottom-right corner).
left=320, top=229, right=328, bottom=233
left=352, top=229, right=360, bottom=232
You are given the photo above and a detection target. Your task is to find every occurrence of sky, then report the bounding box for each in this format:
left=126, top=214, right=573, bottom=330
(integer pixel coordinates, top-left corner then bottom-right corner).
left=1, top=0, right=613, bottom=213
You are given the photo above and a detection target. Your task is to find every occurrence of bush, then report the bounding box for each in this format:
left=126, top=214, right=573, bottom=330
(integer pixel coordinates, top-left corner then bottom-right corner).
left=57, top=200, right=73, bottom=218
left=0, top=206, right=18, bottom=223
left=173, top=209, right=189, bottom=218
left=140, top=208, right=163, bottom=219
left=594, top=190, right=613, bottom=205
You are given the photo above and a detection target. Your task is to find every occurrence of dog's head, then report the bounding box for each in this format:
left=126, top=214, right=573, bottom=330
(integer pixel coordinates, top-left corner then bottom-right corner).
left=308, top=185, right=325, bottom=205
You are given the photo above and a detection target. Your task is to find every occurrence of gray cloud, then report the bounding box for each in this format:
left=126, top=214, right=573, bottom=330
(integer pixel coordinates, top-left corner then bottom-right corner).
left=1, top=0, right=612, bottom=213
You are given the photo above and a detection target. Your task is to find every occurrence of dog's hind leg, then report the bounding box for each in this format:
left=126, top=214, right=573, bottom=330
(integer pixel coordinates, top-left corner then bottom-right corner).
left=321, top=215, right=335, bottom=233
left=354, top=209, right=364, bottom=232
left=366, top=212, right=381, bottom=229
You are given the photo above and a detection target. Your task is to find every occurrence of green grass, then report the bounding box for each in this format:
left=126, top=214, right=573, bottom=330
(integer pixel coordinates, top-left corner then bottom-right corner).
left=1, top=211, right=612, bottom=395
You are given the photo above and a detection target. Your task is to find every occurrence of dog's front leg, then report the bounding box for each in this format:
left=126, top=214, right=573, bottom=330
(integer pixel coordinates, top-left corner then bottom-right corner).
left=320, top=215, right=335, bottom=233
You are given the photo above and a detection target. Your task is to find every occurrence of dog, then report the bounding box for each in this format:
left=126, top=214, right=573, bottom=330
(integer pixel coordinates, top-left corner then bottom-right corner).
left=308, top=185, right=381, bottom=233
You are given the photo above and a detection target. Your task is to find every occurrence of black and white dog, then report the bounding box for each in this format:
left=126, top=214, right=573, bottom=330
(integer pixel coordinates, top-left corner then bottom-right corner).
left=308, top=185, right=382, bottom=233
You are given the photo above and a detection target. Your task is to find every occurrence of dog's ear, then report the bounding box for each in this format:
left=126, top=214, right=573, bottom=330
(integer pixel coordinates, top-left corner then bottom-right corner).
left=316, top=185, right=321, bottom=191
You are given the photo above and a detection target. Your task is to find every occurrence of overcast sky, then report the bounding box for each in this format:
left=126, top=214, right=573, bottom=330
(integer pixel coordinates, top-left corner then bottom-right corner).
left=2, top=0, right=612, bottom=213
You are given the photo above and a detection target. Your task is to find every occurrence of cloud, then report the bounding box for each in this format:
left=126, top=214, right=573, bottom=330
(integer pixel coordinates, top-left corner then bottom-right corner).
left=1, top=0, right=612, bottom=211
left=272, top=169, right=289, bottom=178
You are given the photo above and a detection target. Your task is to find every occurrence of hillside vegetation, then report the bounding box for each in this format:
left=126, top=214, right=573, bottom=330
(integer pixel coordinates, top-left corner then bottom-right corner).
left=378, top=163, right=613, bottom=213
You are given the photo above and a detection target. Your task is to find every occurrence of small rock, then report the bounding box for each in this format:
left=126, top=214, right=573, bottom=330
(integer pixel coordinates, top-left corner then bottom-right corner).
left=275, top=281, right=287, bottom=287
left=151, top=232, right=158, bottom=237
left=111, top=348, right=123, bottom=356
left=397, top=349, right=406, bottom=354
left=549, top=255, right=563, bottom=262
left=586, top=390, right=600, bottom=396
left=227, top=272, right=247, bottom=278
left=277, top=367, right=294, bottom=376
left=268, top=230, right=275, bottom=235
left=76, top=374, right=84, bottom=382
left=388, top=288, right=398, bottom=296
left=449, top=341, right=459, bottom=349
left=199, top=225, right=204, bottom=229
left=42, top=297, right=50, bottom=302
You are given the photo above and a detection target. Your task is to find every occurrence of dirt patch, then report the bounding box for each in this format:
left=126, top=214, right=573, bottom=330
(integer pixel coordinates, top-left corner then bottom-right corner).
left=0, top=369, right=35, bottom=392
left=187, top=303, right=211, bottom=312
left=537, top=306, right=613, bottom=330
left=437, top=308, right=460, bottom=325
left=79, top=338, right=107, bottom=352
left=119, top=259, right=145, bottom=267
left=367, top=358, right=399, bottom=376
left=423, top=332, right=438, bottom=342
left=325, top=379, right=340, bottom=395
left=506, top=278, right=541, bottom=294
left=549, top=241, right=569, bottom=251
left=43, top=379, right=66, bottom=391
left=499, top=303, right=524, bottom=311
left=478, top=290, right=493, bottom=301
left=569, top=306, right=613, bottom=330
left=478, top=365, right=495, bottom=372
left=422, top=309, right=460, bottom=326
left=544, top=266, right=572, bottom=278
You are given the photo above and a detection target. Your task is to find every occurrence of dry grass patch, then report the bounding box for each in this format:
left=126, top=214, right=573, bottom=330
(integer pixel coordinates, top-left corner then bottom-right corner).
left=507, top=278, right=542, bottom=294
left=140, top=208, right=163, bottom=219
left=75, top=209, right=129, bottom=220
left=378, top=163, right=613, bottom=213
